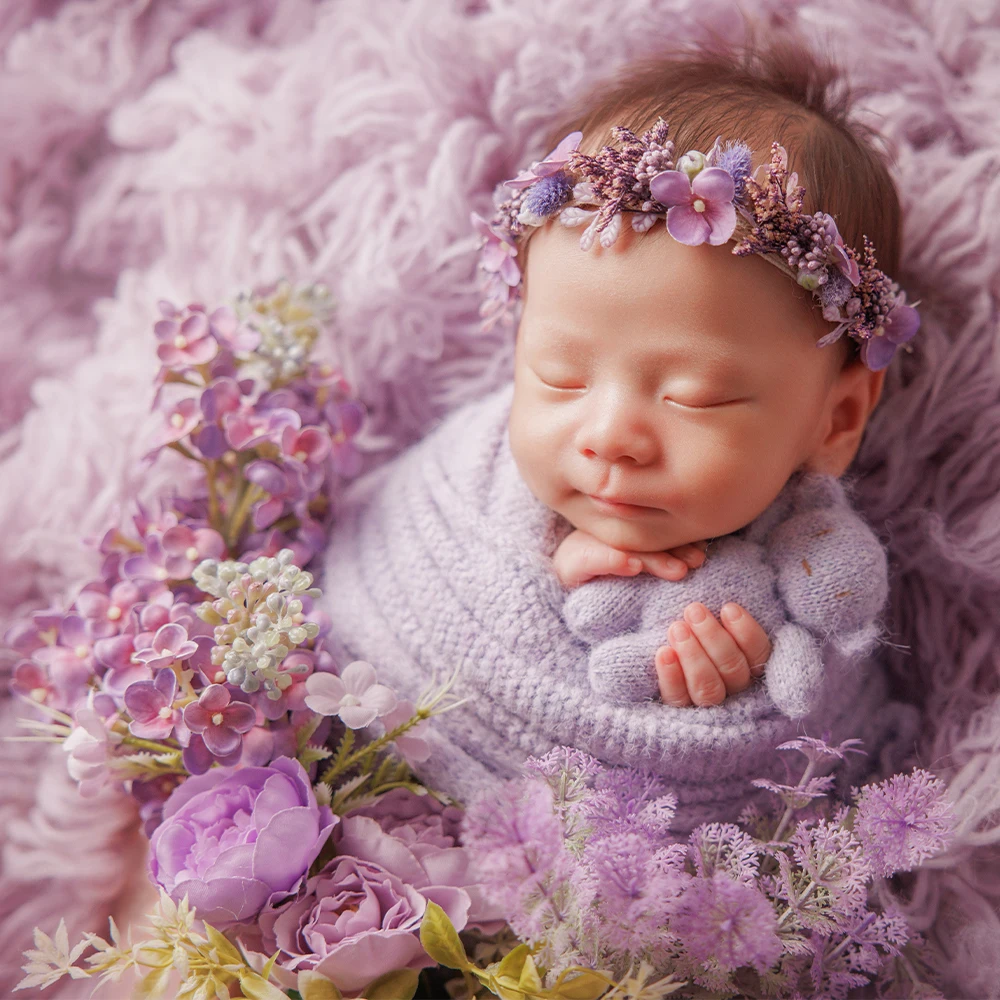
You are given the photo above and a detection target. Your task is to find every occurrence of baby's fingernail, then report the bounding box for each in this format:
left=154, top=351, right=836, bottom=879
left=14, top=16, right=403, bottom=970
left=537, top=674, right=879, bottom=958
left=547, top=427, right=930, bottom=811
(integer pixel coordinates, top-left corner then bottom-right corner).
left=627, top=557, right=642, bottom=571
left=722, top=604, right=742, bottom=623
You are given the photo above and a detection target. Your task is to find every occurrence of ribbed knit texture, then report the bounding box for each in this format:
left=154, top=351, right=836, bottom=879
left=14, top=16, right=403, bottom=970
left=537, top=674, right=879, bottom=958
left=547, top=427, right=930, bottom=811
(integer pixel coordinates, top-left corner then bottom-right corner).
left=321, top=382, right=921, bottom=833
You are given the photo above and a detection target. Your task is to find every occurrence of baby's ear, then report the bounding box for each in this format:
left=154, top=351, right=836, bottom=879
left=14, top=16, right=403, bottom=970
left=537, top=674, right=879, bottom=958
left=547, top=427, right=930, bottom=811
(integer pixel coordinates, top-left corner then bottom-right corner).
left=804, top=362, right=887, bottom=477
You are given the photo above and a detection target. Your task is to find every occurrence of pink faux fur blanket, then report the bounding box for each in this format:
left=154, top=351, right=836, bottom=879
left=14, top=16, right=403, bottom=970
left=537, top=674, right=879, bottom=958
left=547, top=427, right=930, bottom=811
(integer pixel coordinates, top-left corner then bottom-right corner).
left=2, top=1, right=1000, bottom=996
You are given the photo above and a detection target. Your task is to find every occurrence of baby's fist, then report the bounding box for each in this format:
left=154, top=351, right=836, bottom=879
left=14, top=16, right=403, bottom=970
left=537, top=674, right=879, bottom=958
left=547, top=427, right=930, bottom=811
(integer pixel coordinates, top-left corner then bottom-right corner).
left=553, top=529, right=706, bottom=588
left=655, top=602, right=771, bottom=707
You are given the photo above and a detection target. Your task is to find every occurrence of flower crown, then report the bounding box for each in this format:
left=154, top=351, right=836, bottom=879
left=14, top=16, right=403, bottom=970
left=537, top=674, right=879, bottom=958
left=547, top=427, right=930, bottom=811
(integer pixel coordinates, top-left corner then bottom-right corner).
left=473, top=121, right=920, bottom=371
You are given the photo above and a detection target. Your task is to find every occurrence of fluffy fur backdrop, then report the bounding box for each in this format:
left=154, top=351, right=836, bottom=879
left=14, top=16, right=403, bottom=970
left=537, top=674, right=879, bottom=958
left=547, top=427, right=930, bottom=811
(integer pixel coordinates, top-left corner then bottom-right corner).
left=1, top=0, right=999, bottom=995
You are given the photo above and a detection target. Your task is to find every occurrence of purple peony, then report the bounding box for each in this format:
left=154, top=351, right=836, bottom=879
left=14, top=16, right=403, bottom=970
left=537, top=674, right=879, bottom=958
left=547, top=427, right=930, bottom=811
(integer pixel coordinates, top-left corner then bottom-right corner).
left=343, top=788, right=504, bottom=929
left=260, top=853, right=469, bottom=993
left=148, top=756, right=335, bottom=927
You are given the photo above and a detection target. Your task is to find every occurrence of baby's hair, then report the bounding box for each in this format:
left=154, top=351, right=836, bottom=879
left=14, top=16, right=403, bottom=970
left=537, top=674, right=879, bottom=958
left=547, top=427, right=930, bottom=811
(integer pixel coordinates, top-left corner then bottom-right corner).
left=530, top=21, right=904, bottom=366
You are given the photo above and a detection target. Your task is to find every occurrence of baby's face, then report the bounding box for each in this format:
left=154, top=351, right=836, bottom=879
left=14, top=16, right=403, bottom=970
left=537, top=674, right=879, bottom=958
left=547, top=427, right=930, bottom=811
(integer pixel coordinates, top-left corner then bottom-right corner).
left=508, top=219, right=849, bottom=553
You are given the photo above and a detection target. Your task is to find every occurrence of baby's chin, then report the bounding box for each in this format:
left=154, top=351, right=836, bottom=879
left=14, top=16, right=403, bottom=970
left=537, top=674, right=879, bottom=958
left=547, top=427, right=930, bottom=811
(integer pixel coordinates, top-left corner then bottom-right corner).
left=566, top=506, right=681, bottom=554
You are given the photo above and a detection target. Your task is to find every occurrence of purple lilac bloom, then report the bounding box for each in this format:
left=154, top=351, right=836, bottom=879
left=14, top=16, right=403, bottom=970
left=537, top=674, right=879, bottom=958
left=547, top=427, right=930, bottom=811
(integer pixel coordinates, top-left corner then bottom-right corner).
left=133, top=622, right=199, bottom=671
left=671, top=872, right=783, bottom=973
left=156, top=397, right=202, bottom=448
left=860, top=293, right=921, bottom=371
left=503, top=131, right=583, bottom=191
left=74, top=581, right=141, bottom=639
left=853, top=769, right=956, bottom=878
left=223, top=405, right=300, bottom=451
left=148, top=756, right=336, bottom=926
left=124, top=668, right=181, bottom=741
left=10, top=660, right=56, bottom=707
left=280, top=425, right=331, bottom=469
left=649, top=166, right=737, bottom=246
left=471, top=213, right=520, bottom=287
left=324, top=398, right=365, bottom=477
left=245, top=459, right=303, bottom=530
left=182, top=683, right=257, bottom=756
left=154, top=308, right=220, bottom=369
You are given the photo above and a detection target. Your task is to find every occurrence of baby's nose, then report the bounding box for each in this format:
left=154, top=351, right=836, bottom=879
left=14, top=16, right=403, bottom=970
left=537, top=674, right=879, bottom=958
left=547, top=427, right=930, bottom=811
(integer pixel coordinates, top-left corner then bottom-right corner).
left=575, top=399, right=659, bottom=465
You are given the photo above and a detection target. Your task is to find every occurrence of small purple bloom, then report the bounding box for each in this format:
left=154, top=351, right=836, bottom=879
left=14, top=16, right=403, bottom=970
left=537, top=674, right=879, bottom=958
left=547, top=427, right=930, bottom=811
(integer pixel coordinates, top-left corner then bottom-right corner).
left=182, top=683, right=257, bottom=756
left=155, top=397, right=202, bottom=449
left=133, top=622, right=199, bottom=671
left=860, top=294, right=921, bottom=372
left=124, top=668, right=181, bottom=741
left=148, top=757, right=336, bottom=926
left=671, top=873, right=783, bottom=973
left=503, top=131, right=582, bottom=191
left=281, top=425, right=331, bottom=469
left=853, top=769, right=956, bottom=878
left=650, top=166, right=737, bottom=246
left=74, top=582, right=141, bottom=639
left=155, top=310, right=219, bottom=369
left=708, top=137, right=753, bottom=200
left=471, top=213, right=520, bottom=287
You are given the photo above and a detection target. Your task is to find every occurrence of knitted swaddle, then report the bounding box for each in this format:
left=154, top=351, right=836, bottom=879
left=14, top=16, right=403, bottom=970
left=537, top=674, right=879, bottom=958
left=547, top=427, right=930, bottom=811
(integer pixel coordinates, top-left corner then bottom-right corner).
left=321, top=382, right=920, bottom=831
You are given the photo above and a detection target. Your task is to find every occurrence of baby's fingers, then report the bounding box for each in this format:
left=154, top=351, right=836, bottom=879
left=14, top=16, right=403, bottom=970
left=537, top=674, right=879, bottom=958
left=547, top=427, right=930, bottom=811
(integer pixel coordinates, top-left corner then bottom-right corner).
left=719, top=603, right=771, bottom=677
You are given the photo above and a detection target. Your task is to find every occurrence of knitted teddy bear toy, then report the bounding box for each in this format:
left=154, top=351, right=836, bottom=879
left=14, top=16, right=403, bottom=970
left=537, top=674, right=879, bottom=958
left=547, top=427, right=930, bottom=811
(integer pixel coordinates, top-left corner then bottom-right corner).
left=561, top=471, right=891, bottom=719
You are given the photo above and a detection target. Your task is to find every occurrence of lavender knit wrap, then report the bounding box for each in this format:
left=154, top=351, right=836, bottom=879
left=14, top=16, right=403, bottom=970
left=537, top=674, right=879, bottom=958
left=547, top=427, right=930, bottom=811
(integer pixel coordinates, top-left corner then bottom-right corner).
left=321, top=382, right=920, bottom=831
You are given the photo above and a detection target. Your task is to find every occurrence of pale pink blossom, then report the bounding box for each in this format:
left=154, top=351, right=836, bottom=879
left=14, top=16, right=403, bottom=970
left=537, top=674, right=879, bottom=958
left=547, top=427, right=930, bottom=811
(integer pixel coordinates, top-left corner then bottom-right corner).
left=304, top=660, right=397, bottom=729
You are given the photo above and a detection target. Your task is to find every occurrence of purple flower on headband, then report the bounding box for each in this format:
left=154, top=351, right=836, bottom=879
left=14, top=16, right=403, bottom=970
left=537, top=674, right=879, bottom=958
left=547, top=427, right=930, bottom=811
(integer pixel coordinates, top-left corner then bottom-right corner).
left=860, top=293, right=921, bottom=371
left=649, top=167, right=737, bottom=246
left=471, top=214, right=520, bottom=287
left=503, top=131, right=582, bottom=191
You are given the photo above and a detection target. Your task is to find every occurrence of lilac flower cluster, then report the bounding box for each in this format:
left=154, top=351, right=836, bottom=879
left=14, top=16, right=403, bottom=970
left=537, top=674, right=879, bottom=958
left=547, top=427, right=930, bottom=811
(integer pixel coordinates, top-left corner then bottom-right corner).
left=472, top=120, right=920, bottom=370
left=10, top=282, right=493, bottom=1000
left=461, top=736, right=957, bottom=998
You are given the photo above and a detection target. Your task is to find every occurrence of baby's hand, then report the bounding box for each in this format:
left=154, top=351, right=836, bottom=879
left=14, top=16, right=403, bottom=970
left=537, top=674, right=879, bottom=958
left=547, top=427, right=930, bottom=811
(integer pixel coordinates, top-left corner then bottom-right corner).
left=553, top=528, right=707, bottom=589
left=655, top=603, right=771, bottom=708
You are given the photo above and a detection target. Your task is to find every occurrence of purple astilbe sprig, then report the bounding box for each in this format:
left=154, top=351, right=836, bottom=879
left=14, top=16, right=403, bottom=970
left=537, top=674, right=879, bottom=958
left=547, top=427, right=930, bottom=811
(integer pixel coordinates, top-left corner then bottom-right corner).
left=462, top=779, right=579, bottom=952
left=671, top=871, right=784, bottom=974
left=583, top=766, right=677, bottom=845
left=853, top=769, right=957, bottom=878
left=788, top=819, right=870, bottom=913
left=573, top=830, right=684, bottom=961
left=689, top=822, right=761, bottom=885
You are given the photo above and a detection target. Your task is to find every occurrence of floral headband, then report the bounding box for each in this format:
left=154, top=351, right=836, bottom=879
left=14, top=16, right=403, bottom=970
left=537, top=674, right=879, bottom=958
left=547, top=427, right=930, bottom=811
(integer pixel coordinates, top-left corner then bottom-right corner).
left=472, top=120, right=920, bottom=371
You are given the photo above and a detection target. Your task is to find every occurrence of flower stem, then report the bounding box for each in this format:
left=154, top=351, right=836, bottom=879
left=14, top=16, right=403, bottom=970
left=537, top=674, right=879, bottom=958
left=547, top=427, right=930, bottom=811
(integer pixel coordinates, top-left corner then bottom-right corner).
left=204, top=460, right=223, bottom=535
left=226, top=483, right=263, bottom=551
left=320, top=710, right=429, bottom=785
left=772, top=759, right=818, bottom=842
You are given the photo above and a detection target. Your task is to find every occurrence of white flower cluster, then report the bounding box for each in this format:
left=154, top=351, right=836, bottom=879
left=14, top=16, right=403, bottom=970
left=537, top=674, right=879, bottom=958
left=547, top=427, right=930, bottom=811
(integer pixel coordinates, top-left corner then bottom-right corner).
left=234, top=279, right=334, bottom=382
left=194, top=548, right=321, bottom=699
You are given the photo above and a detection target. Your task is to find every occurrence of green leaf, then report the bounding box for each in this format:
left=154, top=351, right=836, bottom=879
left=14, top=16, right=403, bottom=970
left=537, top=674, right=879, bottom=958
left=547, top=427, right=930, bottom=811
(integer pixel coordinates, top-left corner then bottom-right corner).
left=495, top=945, right=532, bottom=980
left=299, top=743, right=333, bottom=766
left=549, top=968, right=616, bottom=1000
left=297, top=969, right=344, bottom=1000
left=132, top=964, right=173, bottom=1000
left=238, top=971, right=291, bottom=1000
left=518, top=954, right=543, bottom=992
left=202, top=922, right=244, bottom=967
left=418, top=901, right=472, bottom=971
left=362, top=968, right=420, bottom=999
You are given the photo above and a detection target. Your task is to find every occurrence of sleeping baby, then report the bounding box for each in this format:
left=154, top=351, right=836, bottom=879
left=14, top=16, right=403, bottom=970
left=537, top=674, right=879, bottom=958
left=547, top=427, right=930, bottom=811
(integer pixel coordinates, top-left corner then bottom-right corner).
left=320, top=39, right=923, bottom=831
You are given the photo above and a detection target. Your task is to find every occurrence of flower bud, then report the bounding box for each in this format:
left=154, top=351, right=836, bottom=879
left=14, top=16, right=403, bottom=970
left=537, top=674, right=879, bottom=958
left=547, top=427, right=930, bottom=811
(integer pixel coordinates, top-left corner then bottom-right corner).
left=677, top=150, right=707, bottom=180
